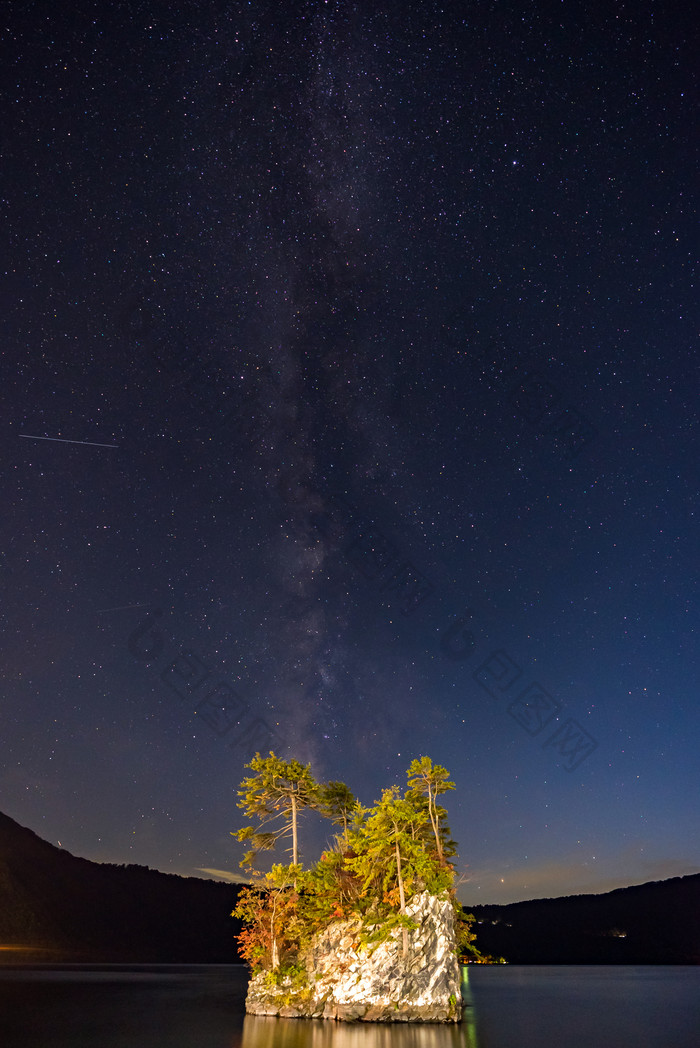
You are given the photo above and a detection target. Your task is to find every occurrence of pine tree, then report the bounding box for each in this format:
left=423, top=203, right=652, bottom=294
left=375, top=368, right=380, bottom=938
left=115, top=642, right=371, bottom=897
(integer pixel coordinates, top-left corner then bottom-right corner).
left=317, top=780, right=357, bottom=847
left=406, top=756, right=456, bottom=865
left=234, top=752, right=320, bottom=881
left=347, top=787, right=434, bottom=956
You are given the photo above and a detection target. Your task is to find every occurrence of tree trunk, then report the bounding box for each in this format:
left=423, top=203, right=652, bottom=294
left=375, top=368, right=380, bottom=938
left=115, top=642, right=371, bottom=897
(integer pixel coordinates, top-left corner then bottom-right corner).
left=291, top=793, right=298, bottom=888
left=428, top=784, right=443, bottom=862
left=270, top=893, right=279, bottom=969
left=394, top=835, right=409, bottom=957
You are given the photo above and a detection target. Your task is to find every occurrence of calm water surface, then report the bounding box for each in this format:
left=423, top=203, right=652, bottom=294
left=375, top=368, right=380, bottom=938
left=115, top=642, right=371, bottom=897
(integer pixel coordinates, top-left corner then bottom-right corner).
left=0, top=964, right=698, bottom=1048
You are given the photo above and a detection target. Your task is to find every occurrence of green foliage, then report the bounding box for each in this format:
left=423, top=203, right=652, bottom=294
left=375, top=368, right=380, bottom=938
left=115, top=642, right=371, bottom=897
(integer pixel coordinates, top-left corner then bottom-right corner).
left=234, top=752, right=321, bottom=870
left=231, top=754, right=483, bottom=972
left=406, top=756, right=457, bottom=865
left=453, top=904, right=488, bottom=963
left=316, top=781, right=357, bottom=846
left=347, top=789, right=433, bottom=905
left=264, top=961, right=308, bottom=990
left=262, top=961, right=314, bottom=1007
left=359, top=911, right=418, bottom=951
left=297, top=848, right=360, bottom=930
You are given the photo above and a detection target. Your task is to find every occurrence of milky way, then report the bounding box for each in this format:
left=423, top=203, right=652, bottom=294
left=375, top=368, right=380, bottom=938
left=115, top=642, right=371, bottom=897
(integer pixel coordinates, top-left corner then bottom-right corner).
left=1, top=1, right=697, bottom=903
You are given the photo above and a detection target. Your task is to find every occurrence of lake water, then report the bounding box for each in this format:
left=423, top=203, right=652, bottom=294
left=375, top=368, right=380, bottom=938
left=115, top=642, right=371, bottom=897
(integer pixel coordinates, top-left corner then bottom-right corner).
left=0, top=964, right=698, bottom=1047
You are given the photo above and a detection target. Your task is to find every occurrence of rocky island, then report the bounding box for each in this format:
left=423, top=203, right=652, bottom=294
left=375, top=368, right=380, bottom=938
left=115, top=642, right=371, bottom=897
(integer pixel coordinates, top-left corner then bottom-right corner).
left=232, top=754, right=480, bottom=1022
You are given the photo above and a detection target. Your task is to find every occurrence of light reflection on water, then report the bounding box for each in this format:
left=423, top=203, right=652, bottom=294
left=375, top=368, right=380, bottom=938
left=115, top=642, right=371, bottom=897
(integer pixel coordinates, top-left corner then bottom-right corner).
left=239, top=967, right=477, bottom=1048
left=1, top=964, right=699, bottom=1048
left=241, top=1012, right=476, bottom=1048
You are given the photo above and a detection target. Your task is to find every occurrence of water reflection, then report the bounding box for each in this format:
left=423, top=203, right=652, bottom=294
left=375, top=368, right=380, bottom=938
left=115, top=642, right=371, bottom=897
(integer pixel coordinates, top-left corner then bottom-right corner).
left=3, top=964, right=698, bottom=1047
left=241, top=1011, right=478, bottom=1048
left=240, top=967, right=478, bottom=1048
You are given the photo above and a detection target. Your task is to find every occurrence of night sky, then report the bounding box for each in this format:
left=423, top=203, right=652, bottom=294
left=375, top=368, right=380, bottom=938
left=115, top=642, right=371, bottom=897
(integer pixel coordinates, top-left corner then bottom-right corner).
left=1, top=0, right=697, bottom=905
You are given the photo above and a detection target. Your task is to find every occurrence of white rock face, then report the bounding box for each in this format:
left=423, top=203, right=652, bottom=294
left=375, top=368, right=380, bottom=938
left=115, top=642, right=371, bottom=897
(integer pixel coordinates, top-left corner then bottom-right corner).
left=245, top=891, right=463, bottom=1023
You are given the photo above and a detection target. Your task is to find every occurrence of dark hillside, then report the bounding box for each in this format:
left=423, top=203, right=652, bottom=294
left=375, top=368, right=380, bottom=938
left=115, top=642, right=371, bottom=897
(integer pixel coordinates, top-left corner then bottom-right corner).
left=0, top=811, right=242, bottom=962
left=2, top=811, right=697, bottom=964
left=465, top=873, right=700, bottom=963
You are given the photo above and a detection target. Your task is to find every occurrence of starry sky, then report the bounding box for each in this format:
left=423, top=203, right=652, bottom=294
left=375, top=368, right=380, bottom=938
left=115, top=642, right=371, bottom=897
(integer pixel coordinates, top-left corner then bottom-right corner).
left=1, top=0, right=697, bottom=905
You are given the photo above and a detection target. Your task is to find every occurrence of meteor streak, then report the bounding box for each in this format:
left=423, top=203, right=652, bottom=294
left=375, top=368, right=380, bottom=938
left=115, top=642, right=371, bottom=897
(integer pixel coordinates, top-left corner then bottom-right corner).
left=19, top=434, right=119, bottom=448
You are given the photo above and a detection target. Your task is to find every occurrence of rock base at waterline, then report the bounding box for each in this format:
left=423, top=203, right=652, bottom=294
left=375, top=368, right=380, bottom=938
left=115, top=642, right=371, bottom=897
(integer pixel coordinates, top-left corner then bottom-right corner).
left=245, top=891, right=462, bottom=1023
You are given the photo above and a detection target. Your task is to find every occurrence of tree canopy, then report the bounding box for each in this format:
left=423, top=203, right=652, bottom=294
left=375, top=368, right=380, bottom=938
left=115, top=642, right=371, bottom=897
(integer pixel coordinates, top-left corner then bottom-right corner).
left=406, top=756, right=456, bottom=865
left=234, top=752, right=320, bottom=874
left=231, top=752, right=483, bottom=973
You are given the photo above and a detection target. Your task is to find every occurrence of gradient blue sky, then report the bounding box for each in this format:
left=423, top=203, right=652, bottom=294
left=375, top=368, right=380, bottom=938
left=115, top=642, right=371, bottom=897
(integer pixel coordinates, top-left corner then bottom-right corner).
left=1, top=0, right=697, bottom=904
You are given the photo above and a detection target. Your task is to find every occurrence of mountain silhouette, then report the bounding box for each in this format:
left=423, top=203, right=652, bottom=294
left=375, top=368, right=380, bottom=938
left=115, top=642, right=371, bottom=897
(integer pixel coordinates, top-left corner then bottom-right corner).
left=1, top=811, right=697, bottom=963
left=464, top=873, right=700, bottom=963
left=0, top=811, right=242, bottom=962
